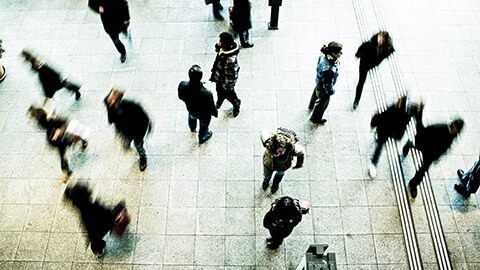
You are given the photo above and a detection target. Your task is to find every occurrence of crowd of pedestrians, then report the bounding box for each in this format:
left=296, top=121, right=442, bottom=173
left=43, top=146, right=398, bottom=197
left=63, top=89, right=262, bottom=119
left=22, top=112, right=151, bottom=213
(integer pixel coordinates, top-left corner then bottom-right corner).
left=14, top=0, right=474, bottom=261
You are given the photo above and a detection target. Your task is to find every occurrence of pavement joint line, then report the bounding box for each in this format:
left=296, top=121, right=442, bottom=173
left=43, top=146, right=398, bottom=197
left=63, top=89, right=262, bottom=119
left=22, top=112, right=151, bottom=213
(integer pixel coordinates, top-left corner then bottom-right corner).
left=371, top=0, right=453, bottom=268
left=353, top=0, right=423, bottom=268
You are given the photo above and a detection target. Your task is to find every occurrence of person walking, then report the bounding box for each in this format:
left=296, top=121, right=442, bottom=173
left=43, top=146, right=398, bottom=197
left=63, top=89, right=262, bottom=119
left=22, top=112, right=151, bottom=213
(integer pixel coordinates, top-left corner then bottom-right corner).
left=205, top=0, right=224, bottom=20
left=261, top=128, right=304, bottom=193
left=455, top=156, right=480, bottom=198
left=403, top=117, right=464, bottom=198
left=368, top=96, right=423, bottom=177
left=353, top=31, right=394, bottom=110
left=64, top=182, right=130, bottom=258
left=231, top=0, right=254, bottom=48
left=308, top=42, right=343, bottom=124
left=21, top=50, right=81, bottom=101
left=178, top=65, right=218, bottom=144
left=210, top=32, right=241, bottom=117
left=104, top=89, right=152, bottom=171
left=263, top=196, right=305, bottom=249
left=28, top=103, right=90, bottom=182
left=89, top=0, right=131, bottom=63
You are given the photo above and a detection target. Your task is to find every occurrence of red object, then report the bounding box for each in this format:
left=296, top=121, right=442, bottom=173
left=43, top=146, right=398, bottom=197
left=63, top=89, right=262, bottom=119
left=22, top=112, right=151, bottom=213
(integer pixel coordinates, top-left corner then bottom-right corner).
left=112, top=210, right=131, bottom=239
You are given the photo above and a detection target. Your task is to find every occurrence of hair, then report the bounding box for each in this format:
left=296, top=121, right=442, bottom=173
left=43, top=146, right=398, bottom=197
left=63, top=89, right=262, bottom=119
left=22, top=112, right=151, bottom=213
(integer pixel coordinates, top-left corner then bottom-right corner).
left=188, top=64, right=203, bottom=82
left=28, top=105, right=47, bottom=122
left=21, top=49, right=43, bottom=70
left=106, top=89, right=125, bottom=107
left=371, top=31, right=393, bottom=47
left=273, top=196, right=300, bottom=216
left=266, top=133, right=293, bottom=154
left=320, top=41, right=343, bottom=55
left=449, top=118, right=464, bottom=135
left=219, top=32, right=235, bottom=49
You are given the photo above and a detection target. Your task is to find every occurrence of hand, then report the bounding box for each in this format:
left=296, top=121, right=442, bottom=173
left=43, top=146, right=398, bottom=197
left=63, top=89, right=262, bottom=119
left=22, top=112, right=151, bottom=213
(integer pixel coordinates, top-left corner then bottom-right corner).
left=124, top=20, right=129, bottom=25
left=291, top=165, right=301, bottom=169
left=99, top=6, right=104, bottom=13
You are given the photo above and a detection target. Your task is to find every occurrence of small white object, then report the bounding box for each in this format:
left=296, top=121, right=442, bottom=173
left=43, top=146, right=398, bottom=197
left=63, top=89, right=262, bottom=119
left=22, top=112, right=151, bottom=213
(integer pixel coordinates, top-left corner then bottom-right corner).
left=369, top=163, right=377, bottom=178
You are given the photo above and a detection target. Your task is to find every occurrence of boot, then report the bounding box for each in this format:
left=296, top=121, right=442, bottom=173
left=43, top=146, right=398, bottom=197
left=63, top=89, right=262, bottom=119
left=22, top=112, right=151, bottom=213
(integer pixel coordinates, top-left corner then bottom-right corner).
left=232, top=99, right=241, bottom=117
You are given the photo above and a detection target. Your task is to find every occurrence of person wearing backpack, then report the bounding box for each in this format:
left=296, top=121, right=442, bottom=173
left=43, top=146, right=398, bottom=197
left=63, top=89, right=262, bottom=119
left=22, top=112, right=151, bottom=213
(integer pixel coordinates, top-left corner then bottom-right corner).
left=261, top=128, right=304, bottom=193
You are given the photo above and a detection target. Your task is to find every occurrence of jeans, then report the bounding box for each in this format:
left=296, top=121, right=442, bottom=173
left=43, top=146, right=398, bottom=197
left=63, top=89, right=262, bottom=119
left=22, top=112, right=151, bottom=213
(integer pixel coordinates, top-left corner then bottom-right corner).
left=263, top=164, right=286, bottom=185
left=188, top=114, right=211, bottom=141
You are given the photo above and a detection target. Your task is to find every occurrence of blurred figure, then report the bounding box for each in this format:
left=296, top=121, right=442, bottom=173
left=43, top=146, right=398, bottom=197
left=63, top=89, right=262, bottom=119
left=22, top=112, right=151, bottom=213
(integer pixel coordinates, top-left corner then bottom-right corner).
left=64, top=182, right=130, bottom=258
left=210, top=32, right=241, bottom=117
left=403, top=117, right=464, bottom=198
left=104, top=89, right=151, bottom=171
left=261, top=128, right=304, bottom=193
left=353, top=31, right=394, bottom=110
left=21, top=50, right=81, bottom=101
left=308, top=41, right=343, bottom=124
left=263, top=196, right=307, bottom=249
left=368, top=96, right=423, bottom=177
left=28, top=101, right=90, bottom=182
left=178, top=65, right=218, bottom=144
left=455, top=156, right=480, bottom=198
left=231, top=0, right=254, bottom=48
left=89, top=0, right=131, bottom=63
left=205, top=0, right=224, bottom=20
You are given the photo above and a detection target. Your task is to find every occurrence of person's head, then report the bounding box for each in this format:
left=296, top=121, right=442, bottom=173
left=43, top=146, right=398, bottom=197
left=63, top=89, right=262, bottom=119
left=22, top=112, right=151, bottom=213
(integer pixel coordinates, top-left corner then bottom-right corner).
left=188, top=64, right=203, bottom=83
left=272, top=196, right=300, bottom=216
left=218, top=32, right=235, bottom=50
left=28, top=105, right=47, bottom=123
left=21, top=49, right=43, bottom=70
left=266, top=133, right=293, bottom=157
left=64, top=182, right=93, bottom=208
left=105, top=89, right=125, bottom=108
left=320, top=41, right=343, bottom=61
left=448, top=118, right=464, bottom=136
left=373, top=31, right=392, bottom=47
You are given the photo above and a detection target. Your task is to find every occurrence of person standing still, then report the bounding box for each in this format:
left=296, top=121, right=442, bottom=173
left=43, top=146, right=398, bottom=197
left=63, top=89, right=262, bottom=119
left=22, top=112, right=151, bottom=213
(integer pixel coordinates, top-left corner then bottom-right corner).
left=205, top=0, right=224, bottom=20
left=308, top=42, right=343, bottom=124
left=89, top=0, right=131, bottom=63
left=353, top=31, right=394, bottom=110
left=178, top=65, right=218, bottom=144
left=210, top=32, right=241, bottom=117
left=231, top=0, right=254, bottom=48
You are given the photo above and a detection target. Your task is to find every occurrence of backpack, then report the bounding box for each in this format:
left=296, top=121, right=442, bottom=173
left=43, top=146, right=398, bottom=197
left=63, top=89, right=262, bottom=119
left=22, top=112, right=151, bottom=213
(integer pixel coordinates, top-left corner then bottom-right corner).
left=276, top=127, right=299, bottom=144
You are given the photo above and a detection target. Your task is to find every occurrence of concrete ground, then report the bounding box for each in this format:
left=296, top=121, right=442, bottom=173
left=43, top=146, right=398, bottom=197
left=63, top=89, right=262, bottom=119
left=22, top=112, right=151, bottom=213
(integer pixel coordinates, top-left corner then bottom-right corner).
left=0, top=0, right=479, bottom=269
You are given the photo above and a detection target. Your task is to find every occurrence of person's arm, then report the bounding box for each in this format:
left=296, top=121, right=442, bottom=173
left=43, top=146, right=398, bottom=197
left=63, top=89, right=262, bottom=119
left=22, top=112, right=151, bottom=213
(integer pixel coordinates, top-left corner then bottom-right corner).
left=121, top=0, right=130, bottom=23
left=321, top=70, right=335, bottom=95
left=292, top=145, right=305, bottom=168
left=208, top=92, right=218, bottom=117
left=355, top=42, right=368, bottom=58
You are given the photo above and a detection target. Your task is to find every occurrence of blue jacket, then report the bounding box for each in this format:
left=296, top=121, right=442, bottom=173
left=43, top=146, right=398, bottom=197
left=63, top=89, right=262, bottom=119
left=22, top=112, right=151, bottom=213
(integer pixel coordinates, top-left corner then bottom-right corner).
left=315, top=55, right=339, bottom=95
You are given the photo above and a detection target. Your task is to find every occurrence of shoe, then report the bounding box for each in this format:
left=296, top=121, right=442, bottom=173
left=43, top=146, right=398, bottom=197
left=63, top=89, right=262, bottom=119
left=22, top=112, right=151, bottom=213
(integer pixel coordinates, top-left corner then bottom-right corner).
left=242, top=42, right=254, bottom=48
left=62, top=170, right=72, bottom=183
left=409, top=182, right=417, bottom=198
left=271, top=183, right=279, bottom=194
left=82, top=140, right=88, bottom=149
left=233, top=108, right=240, bottom=117
left=454, top=184, right=470, bottom=198
left=94, top=248, right=105, bottom=259
left=457, top=169, right=464, bottom=179
left=120, top=54, right=126, bottom=63
left=368, top=163, right=377, bottom=178
left=262, top=180, right=269, bottom=191
left=75, top=92, right=81, bottom=101
left=353, top=101, right=359, bottom=110
left=311, top=119, right=327, bottom=124
left=140, top=158, right=147, bottom=171
left=199, top=131, right=213, bottom=144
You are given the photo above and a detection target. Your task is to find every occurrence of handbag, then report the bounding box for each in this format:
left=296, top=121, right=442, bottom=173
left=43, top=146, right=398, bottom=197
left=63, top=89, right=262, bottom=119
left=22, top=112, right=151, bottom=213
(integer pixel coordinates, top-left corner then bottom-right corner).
left=112, top=209, right=131, bottom=239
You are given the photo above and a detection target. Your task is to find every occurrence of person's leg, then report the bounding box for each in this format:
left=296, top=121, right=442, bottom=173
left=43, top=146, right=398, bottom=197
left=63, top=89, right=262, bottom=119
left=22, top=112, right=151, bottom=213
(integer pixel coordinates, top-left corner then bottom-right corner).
left=215, top=84, right=226, bottom=109
left=212, top=0, right=224, bottom=20
left=310, top=91, right=330, bottom=123
left=134, top=139, right=147, bottom=171
left=353, top=64, right=369, bottom=109
left=122, top=21, right=131, bottom=40
left=263, top=164, right=274, bottom=190
left=198, top=117, right=212, bottom=142
left=308, top=86, right=319, bottom=110
left=409, top=159, right=431, bottom=198
left=188, top=113, right=197, bottom=132
left=108, top=32, right=127, bottom=62
left=224, top=88, right=241, bottom=117
left=371, top=136, right=387, bottom=166
left=61, top=79, right=81, bottom=100
left=271, top=170, right=286, bottom=193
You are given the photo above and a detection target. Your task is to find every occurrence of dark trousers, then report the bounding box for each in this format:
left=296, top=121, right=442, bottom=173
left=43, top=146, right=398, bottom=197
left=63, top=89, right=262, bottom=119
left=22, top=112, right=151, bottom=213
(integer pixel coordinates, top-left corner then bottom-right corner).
left=409, top=158, right=433, bottom=188
left=371, top=136, right=387, bottom=165
left=45, top=79, right=81, bottom=99
left=239, top=30, right=250, bottom=45
left=212, top=0, right=222, bottom=15
left=268, top=227, right=294, bottom=248
left=309, top=86, right=330, bottom=121
left=354, top=64, right=370, bottom=104
left=216, top=83, right=240, bottom=109
left=108, top=32, right=126, bottom=55
left=188, top=114, right=211, bottom=141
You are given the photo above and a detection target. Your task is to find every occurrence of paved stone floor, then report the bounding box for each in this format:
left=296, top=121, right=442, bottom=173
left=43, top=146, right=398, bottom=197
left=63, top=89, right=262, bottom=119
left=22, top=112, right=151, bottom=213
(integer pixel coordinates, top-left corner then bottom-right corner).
left=0, top=0, right=479, bottom=269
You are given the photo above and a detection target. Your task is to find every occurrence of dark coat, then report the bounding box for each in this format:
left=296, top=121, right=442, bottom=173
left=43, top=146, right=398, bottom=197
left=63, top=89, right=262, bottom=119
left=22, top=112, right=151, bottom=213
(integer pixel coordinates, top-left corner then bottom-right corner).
left=231, top=0, right=252, bottom=32
left=415, top=123, right=455, bottom=163
left=90, top=0, right=130, bottom=35
left=104, top=98, right=150, bottom=142
left=263, top=198, right=302, bottom=239
left=178, top=81, right=218, bottom=120
left=355, top=37, right=394, bottom=70
left=371, top=105, right=412, bottom=141
left=37, top=64, right=64, bottom=98
left=210, top=43, right=240, bottom=91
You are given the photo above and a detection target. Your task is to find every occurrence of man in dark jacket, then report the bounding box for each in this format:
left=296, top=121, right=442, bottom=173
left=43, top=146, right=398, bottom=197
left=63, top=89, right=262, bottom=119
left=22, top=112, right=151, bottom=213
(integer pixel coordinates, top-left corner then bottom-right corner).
left=210, top=32, right=241, bottom=117
left=231, top=0, right=253, bottom=48
left=104, top=89, right=151, bottom=171
left=455, top=156, right=480, bottom=198
left=21, top=50, right=81, bottom=100
left=64, top=182, right=127, bottom=258
left=368, top=96, right=423, bottom=177
left=89, top=0, right=130, bottom=63
left=403, top=117, right=464, bottom=198
left=179, top=65, right=218, bottom=144
left=353, top=31, right=394, bottom=110
left=263, top=196, right=303, bottom=249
